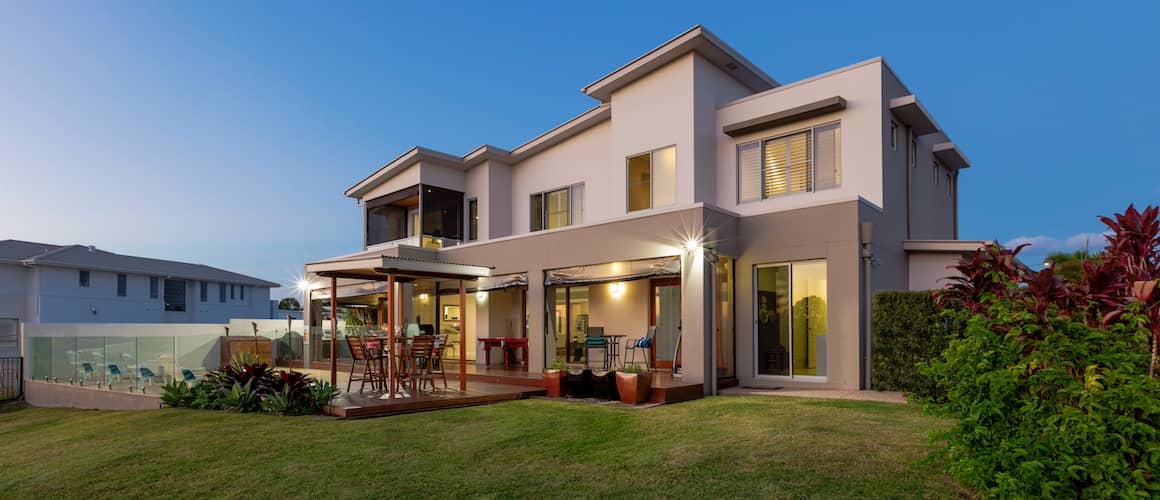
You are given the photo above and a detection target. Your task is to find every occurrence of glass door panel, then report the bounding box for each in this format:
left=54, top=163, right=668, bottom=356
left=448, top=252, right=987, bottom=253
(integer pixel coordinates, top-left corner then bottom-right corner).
left=652, top=280, right=681, bottom=367
left=792, top=261, right=827, bottom=377
left=756, top=266, right=790, bottom=376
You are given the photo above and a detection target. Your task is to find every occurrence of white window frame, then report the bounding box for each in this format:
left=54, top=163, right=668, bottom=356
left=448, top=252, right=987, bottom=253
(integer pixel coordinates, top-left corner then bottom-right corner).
left=530, top=183, right=584, bottom=232
left=625, top=145, right=677, bottom=212
left=737, top=121, right=841, bottom=203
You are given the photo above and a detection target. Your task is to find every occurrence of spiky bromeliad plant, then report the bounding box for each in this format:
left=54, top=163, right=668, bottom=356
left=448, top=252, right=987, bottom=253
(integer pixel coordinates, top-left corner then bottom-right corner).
left=925, top=204, right=1160, bottom=497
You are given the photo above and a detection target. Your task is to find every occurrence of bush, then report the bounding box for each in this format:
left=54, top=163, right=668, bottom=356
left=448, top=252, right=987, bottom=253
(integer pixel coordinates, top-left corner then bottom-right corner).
left=924, top=300, right=1160, bottom=497
left=924, top=204, right=1160, bottom=496
left=871, top=291, right=960, bottom=398
left=161, top=357, right=335, bottom=416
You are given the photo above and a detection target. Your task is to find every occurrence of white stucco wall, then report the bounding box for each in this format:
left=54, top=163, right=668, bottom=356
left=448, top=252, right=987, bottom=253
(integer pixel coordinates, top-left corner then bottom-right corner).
left=715, top=59, right=886, bottom=216
left=908, top=253, right=960, bottom=291
left=509, top=119, right=612, bottom=234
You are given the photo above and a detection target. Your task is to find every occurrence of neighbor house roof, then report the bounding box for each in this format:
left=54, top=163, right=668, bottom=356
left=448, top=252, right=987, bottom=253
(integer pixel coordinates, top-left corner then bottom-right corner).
left=0, top=239, right=280, bottom=288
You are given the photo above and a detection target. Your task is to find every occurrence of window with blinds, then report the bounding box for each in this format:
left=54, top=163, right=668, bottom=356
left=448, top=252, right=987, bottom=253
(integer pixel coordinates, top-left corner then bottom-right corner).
left=737, top=122, right=841, bottom=202
left=530, top=183, right=584, bottom=232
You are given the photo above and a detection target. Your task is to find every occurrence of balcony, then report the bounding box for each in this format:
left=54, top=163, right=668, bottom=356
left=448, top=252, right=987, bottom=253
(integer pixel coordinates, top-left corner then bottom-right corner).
left=365, top=184, right=464, bottom=250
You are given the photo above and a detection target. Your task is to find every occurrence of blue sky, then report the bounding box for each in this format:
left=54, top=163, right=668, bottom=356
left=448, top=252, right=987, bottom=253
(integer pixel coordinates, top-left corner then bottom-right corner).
left=2, top=1, right=1157, bottom=298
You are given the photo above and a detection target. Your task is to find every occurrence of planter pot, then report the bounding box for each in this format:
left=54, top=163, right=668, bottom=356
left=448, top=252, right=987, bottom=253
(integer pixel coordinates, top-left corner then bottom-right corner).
left=591, top=371, right=619, bottom=401
left=542, top=369, right=565, bottom=397
left=615, top=371, right=653, bottom=405
left=564, top=370, right=592, bottom=398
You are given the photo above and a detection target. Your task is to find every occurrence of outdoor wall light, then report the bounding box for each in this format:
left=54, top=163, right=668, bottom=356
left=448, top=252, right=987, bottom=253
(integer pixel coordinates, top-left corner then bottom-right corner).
left=683, top=237, right=702, bottom=253
left=295, top=278, right=312, bottom=293
left=419, top=293, right=429, bottom=303
left=476, top=291, right=487, bottom=302
left=609, top=282, right=626, bottom=298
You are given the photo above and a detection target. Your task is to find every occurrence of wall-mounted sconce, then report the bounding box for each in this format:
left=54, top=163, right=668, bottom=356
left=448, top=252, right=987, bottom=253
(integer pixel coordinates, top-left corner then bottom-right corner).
left=476, top=291, right=487, bottom=303
left=419, top=293, right=429, bottom=303
left=609, top=282, right=626, bottom=299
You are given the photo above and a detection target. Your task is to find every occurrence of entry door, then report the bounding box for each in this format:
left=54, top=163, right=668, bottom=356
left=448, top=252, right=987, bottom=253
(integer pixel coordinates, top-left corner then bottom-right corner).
left=650, top=279, right=681, bottom=368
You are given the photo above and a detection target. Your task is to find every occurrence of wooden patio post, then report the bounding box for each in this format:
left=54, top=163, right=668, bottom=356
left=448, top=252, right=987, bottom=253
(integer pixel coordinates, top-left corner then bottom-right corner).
left=329, top=276, right=337, bottom=387
left=387, top=273, right=396, bottom=399
left=459, top=279, right=467, bottom=392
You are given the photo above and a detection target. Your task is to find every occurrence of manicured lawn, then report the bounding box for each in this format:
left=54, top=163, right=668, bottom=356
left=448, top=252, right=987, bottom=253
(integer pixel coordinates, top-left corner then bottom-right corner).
left=0, top=396, right=966, bottom=498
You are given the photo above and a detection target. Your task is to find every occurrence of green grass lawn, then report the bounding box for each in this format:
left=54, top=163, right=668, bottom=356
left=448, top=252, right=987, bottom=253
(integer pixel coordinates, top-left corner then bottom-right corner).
left=0, top=396, right=967, bottom=499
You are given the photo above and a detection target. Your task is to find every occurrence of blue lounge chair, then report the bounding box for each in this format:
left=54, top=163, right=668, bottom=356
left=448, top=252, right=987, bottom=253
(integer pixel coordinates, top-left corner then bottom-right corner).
left=626, top=326, right=656, bottom=370
left=106, top=364, right=123, bottom=385
left=181, top=368, right=198, bottom=383
left=584, top=327, right=609, bottom=370
left=139, top=366, right=161, bottom=386
left=81, top=362, right=95, bottom=383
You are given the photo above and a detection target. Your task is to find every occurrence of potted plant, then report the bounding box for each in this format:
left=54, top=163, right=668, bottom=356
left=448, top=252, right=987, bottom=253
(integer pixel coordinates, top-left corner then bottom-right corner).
left=564, top=367, right=592, bottom=398
left=543, top=360, right=567, bottom=397
left=615, top=364, right=653, bottom=405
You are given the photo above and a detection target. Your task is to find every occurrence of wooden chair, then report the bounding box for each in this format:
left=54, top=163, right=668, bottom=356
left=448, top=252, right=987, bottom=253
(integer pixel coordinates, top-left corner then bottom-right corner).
left=430, top=334, right=449, bottom=390
left=407, top=335, right=437, bottom=394
left=345, top=335, right=383, bottom=393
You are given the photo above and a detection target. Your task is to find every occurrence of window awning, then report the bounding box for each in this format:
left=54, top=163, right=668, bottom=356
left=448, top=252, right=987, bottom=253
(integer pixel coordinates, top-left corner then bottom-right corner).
left=544, top=256, right=680, bottom=286
left=889, top=95, right=939, bottom=136
left=476, top=272, right=528, bottom=291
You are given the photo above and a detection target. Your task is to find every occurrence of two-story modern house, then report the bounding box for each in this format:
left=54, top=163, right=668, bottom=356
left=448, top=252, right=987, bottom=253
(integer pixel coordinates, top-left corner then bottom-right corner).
left=0, top=239, right=280, bottom=356
left=300, top=25, right=976, bottom=394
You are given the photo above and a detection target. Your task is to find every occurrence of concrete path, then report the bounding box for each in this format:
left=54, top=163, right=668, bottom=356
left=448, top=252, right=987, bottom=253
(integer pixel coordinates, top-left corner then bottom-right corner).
left=719, top=386, right=908, bottom=404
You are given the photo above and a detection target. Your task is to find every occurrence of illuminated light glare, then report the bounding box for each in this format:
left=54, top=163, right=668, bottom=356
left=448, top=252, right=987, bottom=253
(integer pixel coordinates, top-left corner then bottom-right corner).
left=684, top=238, right=701, bottom=252
left=419, top=293, right=430, bottom=302
left=295, top=279, right=311, bottom=293
left=476, top=291, right=487, bottom=302
left=609, top=282, right=626, bottom=298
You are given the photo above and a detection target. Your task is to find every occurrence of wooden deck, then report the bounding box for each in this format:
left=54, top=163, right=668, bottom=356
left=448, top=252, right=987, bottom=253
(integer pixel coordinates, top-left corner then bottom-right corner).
left=326, top=381, right=546, bottom=419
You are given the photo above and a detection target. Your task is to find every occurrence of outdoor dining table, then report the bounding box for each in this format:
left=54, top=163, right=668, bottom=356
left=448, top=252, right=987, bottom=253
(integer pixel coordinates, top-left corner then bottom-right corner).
left=603, top=334, right=626, bottom=369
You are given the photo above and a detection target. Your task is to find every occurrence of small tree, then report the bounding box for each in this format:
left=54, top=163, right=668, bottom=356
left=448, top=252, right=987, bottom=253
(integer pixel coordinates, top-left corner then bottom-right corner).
left=277, top=297, right=301, bottom=311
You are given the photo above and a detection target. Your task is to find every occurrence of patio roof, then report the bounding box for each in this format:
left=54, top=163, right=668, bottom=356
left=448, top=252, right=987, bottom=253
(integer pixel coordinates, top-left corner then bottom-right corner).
left=306, top=252, right=492, bottom=282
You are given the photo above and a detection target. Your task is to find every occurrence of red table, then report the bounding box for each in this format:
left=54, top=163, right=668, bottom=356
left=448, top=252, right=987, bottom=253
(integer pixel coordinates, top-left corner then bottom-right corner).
left=478, top=337, right=529, bottom=370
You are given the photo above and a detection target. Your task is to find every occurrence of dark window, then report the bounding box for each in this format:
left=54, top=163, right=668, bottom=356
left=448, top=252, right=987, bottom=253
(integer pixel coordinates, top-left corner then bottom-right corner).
left=467, top=198, right=478, bottom=241
left=240, top=285, right=245, bottom=300
left=164, top=279, right=186, bottom=312
left=200, top=281, right=208, bottom=302
left=78, top=270, right=90, bottom=288
left=150, top=277, right=159, bottom=299
left=420, top=185, right=464, bottom=242
left=230, top=284, right=235, bottom=300
left=219, top=283, right=226, bottom=303
left=116, top=274, right=127, bottom=297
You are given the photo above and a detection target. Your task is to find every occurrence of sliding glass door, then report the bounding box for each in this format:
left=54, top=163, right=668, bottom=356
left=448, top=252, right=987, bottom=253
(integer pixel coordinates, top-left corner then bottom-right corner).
left=755, top=261, right=827, bottom=380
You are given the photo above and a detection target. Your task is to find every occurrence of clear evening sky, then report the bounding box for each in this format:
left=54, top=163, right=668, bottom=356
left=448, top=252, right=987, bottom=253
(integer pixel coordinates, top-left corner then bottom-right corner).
left=2, top=1, right=1157, bottom=298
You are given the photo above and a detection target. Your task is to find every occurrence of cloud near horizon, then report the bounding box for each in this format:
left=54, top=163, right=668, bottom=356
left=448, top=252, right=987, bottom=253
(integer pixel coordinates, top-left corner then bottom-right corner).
left=1003, top=232, right=1109, bottom=254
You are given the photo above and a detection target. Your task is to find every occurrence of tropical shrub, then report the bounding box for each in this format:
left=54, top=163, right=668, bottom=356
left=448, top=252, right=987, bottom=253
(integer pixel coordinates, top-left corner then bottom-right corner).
left=161, top=356, right=337, bottom=416
left=925, top=204, right=1160, bottom=497
left=871, top=291, right=960, bottom=399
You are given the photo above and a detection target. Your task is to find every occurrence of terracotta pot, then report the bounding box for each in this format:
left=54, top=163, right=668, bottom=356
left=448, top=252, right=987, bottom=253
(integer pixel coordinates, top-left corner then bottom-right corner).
left=542, top=369, right=565, bottom=397
left=615, top=371, right=653, bottom=405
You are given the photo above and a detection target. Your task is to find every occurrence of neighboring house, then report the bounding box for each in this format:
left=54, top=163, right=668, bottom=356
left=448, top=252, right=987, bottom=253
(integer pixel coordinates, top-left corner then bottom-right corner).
left=0, top=240, right=280, bottom=353
left=302, top=25, right=978, bottom=392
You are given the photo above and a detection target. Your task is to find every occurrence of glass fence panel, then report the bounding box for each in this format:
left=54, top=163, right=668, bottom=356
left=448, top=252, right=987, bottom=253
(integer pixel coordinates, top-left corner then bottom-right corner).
left=75, top=337, right=105, bottom=386
left=176, top=335, right=218, bottom=381
left=137, top=337, right=176, bottom=386
left=103, top=336, right=136, bottom=391
left=50, top=337, right=77, bottom=382
left=31, top=337, right=52, bottom=380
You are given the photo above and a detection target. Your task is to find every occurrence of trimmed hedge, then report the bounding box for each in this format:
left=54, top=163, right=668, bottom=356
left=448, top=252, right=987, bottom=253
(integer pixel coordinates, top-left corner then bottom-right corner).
left=871, top=291, right=959, bottom=397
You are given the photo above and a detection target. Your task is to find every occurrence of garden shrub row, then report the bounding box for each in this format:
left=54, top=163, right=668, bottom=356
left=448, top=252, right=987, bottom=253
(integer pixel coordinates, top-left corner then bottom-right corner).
left=871, top=290, right=958, bottom=399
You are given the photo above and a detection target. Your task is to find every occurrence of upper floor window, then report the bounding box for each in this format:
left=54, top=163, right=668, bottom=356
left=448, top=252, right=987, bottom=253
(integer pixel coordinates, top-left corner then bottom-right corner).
left=219, top=283, right=226, bottom=303
left=890, top=121, right=898, bottom=150
left=116, top=274, right=127, bottom=297
left=78, top=270, right=90, bottom=288
left=933, top=160, right=941, bottom=185
left=627, top=146, right=676, bottom=212
left=230, top=284, right=236, bottom=300
left=200, top=281, right=208, bottom=302
left=946, top=172, right=953, bottom=196
left=531, top=183, right=583, bottom=232
left=164, top=279, right=186, bottom=312
left=738, top=122, right=840, bottom=202
left=467, top=198, right=478, bottom=241
left=241, top=285, right=245, bottom=301
left=150, top=276, right=159, bottom=299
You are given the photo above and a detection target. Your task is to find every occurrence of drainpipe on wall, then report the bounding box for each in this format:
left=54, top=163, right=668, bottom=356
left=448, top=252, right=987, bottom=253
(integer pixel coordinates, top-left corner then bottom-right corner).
left=860, top=222, right=874, bottom=390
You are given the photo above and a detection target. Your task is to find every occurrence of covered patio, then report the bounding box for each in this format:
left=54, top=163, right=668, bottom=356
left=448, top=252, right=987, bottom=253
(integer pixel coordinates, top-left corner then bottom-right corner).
left=302, top=250, right=544, bottom=417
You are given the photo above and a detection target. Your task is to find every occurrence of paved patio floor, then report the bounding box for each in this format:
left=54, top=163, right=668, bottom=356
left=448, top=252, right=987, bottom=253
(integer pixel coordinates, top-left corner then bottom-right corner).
left=720, top=386, right=908, bottom=404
